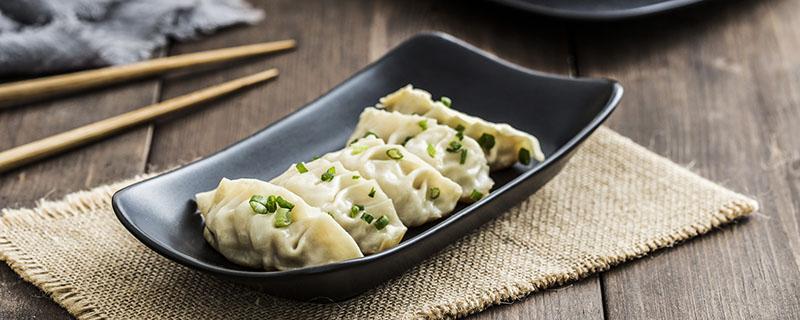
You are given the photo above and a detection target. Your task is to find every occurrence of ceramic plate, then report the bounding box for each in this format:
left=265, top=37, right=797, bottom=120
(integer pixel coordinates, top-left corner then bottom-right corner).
left=113, top=32, right=623, bottom=301
left=489, top=0, right=705, bottom=20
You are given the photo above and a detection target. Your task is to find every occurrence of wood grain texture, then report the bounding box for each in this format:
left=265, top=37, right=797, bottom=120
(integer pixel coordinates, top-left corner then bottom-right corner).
left=2, top=0, right=799, bottom=319
left=0, top=59, right=162, bottom=318
left=573, top=0, right=800, bottom=318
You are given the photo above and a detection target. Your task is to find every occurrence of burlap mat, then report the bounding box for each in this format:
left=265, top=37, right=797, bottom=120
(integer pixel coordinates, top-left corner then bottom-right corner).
left=0, top=127, right=758, bottom=320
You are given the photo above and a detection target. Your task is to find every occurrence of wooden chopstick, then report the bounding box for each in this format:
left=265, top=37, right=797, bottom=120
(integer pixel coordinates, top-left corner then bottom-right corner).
left=0, top=39, right=294, bottom=107
left=0, top=68, right=279, bottom=173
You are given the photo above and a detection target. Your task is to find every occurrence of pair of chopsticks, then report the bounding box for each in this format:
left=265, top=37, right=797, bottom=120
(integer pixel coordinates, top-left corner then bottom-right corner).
left=0, top=40, right=295, bottom=174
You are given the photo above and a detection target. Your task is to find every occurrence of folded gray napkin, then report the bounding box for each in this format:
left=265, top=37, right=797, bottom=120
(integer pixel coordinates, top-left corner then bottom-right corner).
left=0, top=0, right=263, bottom=76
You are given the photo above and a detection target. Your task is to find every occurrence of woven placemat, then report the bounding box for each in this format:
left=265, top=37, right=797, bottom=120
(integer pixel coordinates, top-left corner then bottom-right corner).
left=0, top=127, right=757, bottom=319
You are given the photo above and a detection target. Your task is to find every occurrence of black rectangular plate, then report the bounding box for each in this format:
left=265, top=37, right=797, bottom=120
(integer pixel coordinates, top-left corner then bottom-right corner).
left=113, top=32, right=622, bottom=302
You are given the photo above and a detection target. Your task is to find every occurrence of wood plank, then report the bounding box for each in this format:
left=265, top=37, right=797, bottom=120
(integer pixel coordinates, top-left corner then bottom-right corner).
left=0, top=60, right=162, bottom=319
left=573, top=0, right=800, bottom=318
left=146, top=0, right=600, bottom=318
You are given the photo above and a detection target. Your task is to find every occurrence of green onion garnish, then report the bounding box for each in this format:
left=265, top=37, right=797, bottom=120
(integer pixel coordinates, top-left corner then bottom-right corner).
left=446, top=140, right=462, bottom=153
left=352, top=175, right=360, bottom=179
left=386, top=148, right=403, bottom=160
left=274, top=207, right=292, bottom=228
left=477, top=133, right=495, bottom=151
left=460, top=149, right=467, bottom=165
left=519, top=148, right=531, bottom=165
left=427, top=187, right=440, bottom=200
left=321, top=166, right=336, bottom=182
left=295, top=162, right=308, bottom=173
left=349, top=204, right=364, bottom=218
left=455, top=125, right=465, bottom=140
left=440, top=96, right=452, bottom=107
left=374, top=216, right=389, bottom=230
left=368, top=187, right=376, bottom=198
left=275, top=196, right=295, bottom=210
left=363, top=131, right=379, bottom=139
left=266, top=195, right=277, bottom=213
left=418, top=119, right=428, bottom=131
left=361, top=212, right=375, bottom=224
left=311, top=155, right=321, bottom=161
left=427, top=143, right=436, bottom=158
left=351, top=144, right=368, bottom=155
left=469, top=189, right=484, bottom=201
left=249, top=195, right=269, bottom=214
left=402, top=136, right=413, bottom=146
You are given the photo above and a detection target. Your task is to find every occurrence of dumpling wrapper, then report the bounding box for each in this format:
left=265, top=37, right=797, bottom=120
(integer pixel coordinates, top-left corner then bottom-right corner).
left=324, top=136, right=462, bottom=227
left=271, top=158, right=407, bottom=254
left=379, top=85, right=545, bottom=170
left=349, top=107, right=493, bottom=202
left=195, top=178, right=362, bottom=271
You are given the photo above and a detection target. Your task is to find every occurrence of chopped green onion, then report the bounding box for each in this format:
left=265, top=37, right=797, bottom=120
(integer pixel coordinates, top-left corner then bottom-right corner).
left=427, top=187, right=440, bottom=200
left=469, top=189, right=484, bottom=201
left=352, top=175, right=360, bottom=180
left=295, top=162, right=308, bottom=173
left=321, top=166, right=336, bottom=182
left=274, top=207, right=292, bottom=228
left=368, top=187, right=376, bottom=198
left=427, top=143, right=436, bottom=158
left=250, top=194, right=268, bottom=204
left=455, top=125, right=465, bottom=141
left=460, top=149, right=468, bottom=165
left=361, top=212, right=375, bottom=224
left=519, top=148, right=531, bottom=165
left=402, top=136, right=413, bottom=146
left=440, top=96, right=452, bottom=107
left=374, top=216, right=390, bottom=230
left=363, top=131, right=379, bottom=139
left=351, top=144, right=368, bottom=155
left=477, top=133, right=495, bottom=151
left=418, top=119, right=428, bottom=131
left=249, top=195, right=269, bottom=214
left=386, top=148, right=403, bottom=160
left=275, top=196, right=294, bottom=210
left=266, top=195, right=277, bottom=213
left=446, top=140, right=462, bottom=153
left=349, top=204, right=364, bottom=218
left=311, top=155, right=321, bottom=161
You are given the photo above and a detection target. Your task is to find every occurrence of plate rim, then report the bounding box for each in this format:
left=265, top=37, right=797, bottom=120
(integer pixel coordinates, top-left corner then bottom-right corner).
left=112, top=31, right=624, bottom=278
left=489, top=0, right=706, bottom=20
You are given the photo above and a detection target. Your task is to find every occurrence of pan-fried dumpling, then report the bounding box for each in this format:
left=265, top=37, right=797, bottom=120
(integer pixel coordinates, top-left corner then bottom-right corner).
left=195, top=178, right=362, bottom=271
left=324, top=136, right=462, bottom=227
left=271, top=158, right=407, bottom=254
left=379, top=85, right=545, bottom=170
left=349, top=108, right=493, bottom=202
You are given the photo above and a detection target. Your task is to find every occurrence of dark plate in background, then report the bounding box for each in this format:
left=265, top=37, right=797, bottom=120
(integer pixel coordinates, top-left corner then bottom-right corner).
left=489, top=0, right=706, bottom=20
left=112, top=32, right=623, bottom=301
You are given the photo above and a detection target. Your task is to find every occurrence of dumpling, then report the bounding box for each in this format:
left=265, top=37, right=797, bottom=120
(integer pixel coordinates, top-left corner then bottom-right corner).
left=324, top=136, right=462, bottom=227
left=379, top=85, right=545, bottom=170
left=271, top=158, right=407, bottom=254
left=349, top=108, right=493, bottom=202
left=195, top=178, right=362, bottom=271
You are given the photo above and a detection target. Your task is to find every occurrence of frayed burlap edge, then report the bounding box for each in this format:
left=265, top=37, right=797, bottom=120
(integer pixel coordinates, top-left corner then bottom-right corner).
left=0, top=133, right=760, bottom=320
left=0, top=175, right=154, bottom=320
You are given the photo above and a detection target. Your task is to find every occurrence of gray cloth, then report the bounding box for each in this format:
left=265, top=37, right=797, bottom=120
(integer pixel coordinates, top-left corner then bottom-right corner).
left=0, top=0, right=263, bottom=76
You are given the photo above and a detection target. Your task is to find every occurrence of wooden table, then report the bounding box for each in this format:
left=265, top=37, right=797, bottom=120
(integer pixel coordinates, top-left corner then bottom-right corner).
left=2, top=0, right=799, bottom=318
